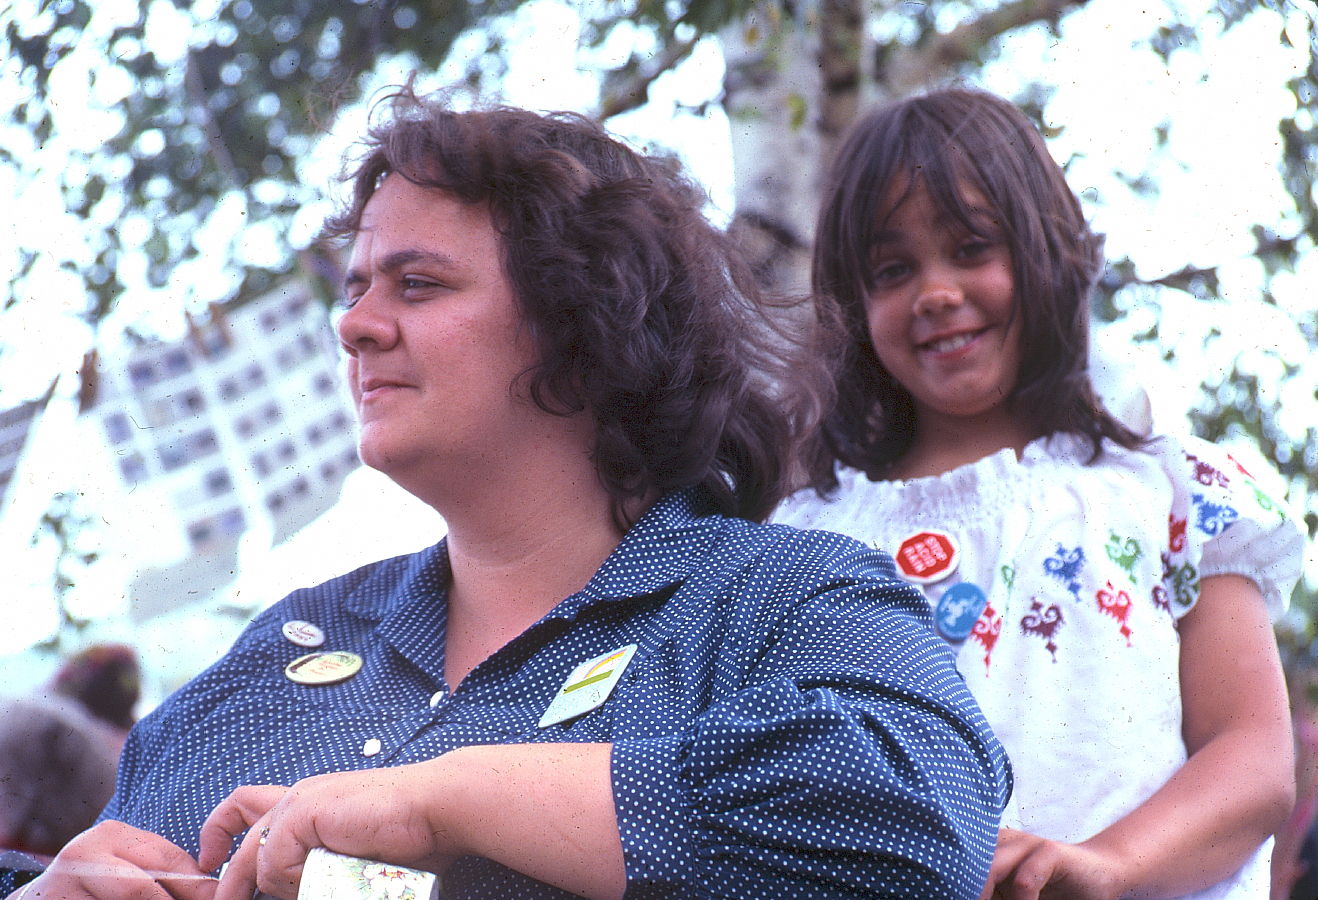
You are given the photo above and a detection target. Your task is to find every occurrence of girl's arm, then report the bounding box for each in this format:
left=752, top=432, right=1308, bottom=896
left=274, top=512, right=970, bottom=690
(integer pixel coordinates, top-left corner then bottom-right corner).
left=985, top=573, right=1294, bottom=900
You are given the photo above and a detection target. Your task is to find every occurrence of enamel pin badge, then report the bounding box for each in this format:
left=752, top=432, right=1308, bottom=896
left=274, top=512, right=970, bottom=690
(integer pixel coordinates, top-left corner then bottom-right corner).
left=539, top=644, right=638, bottom=728
left=284, top=650, right=363, bottom=686
left=934, top=582, right=989, bottom=643
left=281, top=620, right=325, bottom=648
left=895, top=529, right=960, bottom=584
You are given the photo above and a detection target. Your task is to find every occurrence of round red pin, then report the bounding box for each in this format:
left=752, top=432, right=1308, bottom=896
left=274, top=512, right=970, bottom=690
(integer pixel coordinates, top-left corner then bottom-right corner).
left=894, top=529, right=960, bottom=584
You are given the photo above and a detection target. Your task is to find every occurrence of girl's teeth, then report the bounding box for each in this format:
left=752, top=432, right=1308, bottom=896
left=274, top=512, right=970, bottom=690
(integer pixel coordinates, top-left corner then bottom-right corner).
left=927, top=333, right=975, bottom=352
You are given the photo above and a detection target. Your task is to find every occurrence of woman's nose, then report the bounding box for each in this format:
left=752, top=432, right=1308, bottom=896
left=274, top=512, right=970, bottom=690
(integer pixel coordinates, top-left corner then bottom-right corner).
left=336, top=289, right=398, bottom=354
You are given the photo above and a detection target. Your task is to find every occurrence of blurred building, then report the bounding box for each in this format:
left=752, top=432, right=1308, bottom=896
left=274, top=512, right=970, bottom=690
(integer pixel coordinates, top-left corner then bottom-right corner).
left=76, top=284, right=359, bottom=621
left=0, top=386, right=54, bottom=515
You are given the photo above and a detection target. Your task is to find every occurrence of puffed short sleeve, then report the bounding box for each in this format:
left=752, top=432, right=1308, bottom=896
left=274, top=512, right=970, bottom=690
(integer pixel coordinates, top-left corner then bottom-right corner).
left=1157, top=434, right=1305, bottom=618
left=609, top=537, right=1010, bottom=899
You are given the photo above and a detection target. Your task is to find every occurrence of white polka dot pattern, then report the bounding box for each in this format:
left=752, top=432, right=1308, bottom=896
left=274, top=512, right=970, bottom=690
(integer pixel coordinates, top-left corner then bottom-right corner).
left=100, top=491, right=1009, bottom=898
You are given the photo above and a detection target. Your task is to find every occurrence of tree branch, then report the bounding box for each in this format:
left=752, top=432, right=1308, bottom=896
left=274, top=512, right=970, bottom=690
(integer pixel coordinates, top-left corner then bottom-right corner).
left=889, top=0, right=1092, bottom=92
left=597, top=34, right=700, bottom=120
left=184, top=50, right=244, bottom=190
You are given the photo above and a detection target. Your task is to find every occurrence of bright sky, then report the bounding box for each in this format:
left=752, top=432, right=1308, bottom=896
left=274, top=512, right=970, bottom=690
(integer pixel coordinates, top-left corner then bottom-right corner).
left=0, top=0, right=1314, bottom=679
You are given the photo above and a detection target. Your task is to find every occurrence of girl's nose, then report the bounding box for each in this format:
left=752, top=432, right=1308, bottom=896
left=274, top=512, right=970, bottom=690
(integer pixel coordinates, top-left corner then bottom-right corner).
left=336, top=289, right=399, bottom=354
left=913, top=276, right=963, bottom=315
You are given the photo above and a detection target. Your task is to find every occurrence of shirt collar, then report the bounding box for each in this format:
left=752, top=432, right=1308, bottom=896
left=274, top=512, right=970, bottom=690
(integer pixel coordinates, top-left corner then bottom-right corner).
left=341, top=489, right=725, bottom=625
left=568, top=488, right=723, bottom=607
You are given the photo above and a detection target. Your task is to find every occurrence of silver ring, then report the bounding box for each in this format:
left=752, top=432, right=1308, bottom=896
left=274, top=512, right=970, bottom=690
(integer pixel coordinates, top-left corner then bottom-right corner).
left=258, top=825, right=270, bottom=846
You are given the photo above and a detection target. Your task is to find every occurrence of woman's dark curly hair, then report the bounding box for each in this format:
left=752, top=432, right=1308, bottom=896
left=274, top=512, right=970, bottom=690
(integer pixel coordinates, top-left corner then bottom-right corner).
left=323, top=85, right=832, bottom=523
left=806, top=87, right=1142, bottom=491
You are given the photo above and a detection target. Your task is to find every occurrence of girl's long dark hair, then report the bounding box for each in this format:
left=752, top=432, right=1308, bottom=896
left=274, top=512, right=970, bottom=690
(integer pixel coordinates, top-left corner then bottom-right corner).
left=806, top=88, right=1144, bottom=491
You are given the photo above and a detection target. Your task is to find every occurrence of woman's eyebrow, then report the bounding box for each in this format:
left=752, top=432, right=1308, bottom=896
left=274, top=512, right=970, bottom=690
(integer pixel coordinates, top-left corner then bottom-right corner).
left=342, top=249, right=459, bottom=293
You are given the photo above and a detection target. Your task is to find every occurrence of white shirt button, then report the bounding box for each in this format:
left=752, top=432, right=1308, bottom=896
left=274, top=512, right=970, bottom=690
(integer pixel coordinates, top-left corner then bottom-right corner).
left=362, top=738, right=382, bottom=757
left=429, top=691, right=445, bottom=708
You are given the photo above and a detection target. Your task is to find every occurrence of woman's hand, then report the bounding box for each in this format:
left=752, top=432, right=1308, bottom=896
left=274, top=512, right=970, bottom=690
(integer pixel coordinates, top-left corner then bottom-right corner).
left=980, top=828, right=1121, bottom=900
left=13, top=820, right=216, bottom=900
left=199, top=745, right=623, bottom=900
left=198, top=772, right=455, bottom=900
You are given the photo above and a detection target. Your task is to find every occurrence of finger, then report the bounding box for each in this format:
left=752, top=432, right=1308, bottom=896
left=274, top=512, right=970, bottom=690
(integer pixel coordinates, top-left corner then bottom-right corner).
left=998, top=844, right=1057, bottom=900
left=154, top=873, right=220, bottom=900
left=198, top=785, right=289, bottom=872
left=252, top=820, right=309, bottom=900
left=44, top=822, right=213, bottom=900
left=980, top=831, right=1041, bottom=900
left=213, top=813, right=274, bottom=900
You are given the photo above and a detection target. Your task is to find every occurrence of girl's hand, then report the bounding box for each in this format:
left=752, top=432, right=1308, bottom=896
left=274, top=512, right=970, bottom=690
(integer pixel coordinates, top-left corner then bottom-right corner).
left=980, top=828, right=1121, bottom=900
left=14, top=820, right=216, bottom=900
left=198, top=773, right=456, bottom=900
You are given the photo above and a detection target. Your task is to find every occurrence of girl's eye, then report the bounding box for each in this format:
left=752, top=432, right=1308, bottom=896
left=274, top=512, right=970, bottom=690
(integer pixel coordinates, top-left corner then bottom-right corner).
left=957, top=239, right=991, bottom=258
left=871, top=260, right=910, bottom=284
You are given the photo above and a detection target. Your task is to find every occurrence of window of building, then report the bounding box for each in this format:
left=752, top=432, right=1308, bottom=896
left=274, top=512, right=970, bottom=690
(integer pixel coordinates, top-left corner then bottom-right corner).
left=199, top=328, right=230, bottom=360
left=204, top=468, right=232, bottom=496
left=275, top=345, right=299, bottom=371
left=163, top=349, right=191, bottom=377
left=104, top=412, right=133, bottom=444
left=128, top=361, right=155, bottom=390
left=180, top=389, right=205, bottom=415
left=190, top=429, right=220, bottom=457
left=119, top=454, right=147, bottom=483
left=219, top=507, right=245, bottom=536
left=312, top=371, right=336, bottom=396
left=158, top=443, right=188, bottom=472
left=144, top=398, right=174, bottom=429
left=187, top=519, right=214, bottom=546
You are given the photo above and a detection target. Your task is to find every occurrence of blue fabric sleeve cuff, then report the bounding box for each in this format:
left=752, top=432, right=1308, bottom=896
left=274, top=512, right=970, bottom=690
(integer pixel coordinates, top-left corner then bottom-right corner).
left=610, top=735, right=695, bottom=895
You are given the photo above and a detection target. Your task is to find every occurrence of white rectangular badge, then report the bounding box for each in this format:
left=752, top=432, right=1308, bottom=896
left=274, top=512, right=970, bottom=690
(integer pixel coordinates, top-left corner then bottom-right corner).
left=538, top=643, right=638, bottom=728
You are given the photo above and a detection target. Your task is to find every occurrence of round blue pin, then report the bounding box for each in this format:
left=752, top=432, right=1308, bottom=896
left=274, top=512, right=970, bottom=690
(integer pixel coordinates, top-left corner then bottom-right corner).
left=934, top=582, right=988, bottom=642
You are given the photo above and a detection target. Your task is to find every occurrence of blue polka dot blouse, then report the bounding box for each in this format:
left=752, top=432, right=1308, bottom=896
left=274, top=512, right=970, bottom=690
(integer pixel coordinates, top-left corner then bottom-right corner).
left=98, top=490, right=1009, bottom=898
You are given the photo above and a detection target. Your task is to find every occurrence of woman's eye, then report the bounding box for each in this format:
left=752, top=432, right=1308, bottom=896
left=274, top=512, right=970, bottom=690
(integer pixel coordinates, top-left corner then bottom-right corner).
left=401, top=277, right=443, bottom=295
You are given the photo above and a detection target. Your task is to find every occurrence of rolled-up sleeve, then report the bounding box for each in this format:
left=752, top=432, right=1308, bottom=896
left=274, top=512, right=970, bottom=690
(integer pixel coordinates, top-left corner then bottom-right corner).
left=611, top=539, right=1010, bottom=898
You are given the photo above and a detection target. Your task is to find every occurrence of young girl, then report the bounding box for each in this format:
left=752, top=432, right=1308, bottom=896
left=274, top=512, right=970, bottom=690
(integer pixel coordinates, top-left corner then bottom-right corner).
left=776, top=88, right=1306, bottom=900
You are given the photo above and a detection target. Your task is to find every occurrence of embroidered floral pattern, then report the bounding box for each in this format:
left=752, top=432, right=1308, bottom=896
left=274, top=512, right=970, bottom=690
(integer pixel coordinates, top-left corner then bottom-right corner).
left=1193, top=494, right=1239, bottom=537
left=1168, top=515, right=1187, bottom=553
left=1020, top=598, right=1064, bottom=661
left=1095, top=580, right=1134, bottom=646
left=1151, top=583, right=1171, bottom=617
left=1187, top=453, right=1230, bottom=487
left=1043, top=545, right=1085, bottom=602
left=1105, top=532, right=1142, bottom=583
left=1165, top=558, right=1198, bottom=608
left=972, top=601, right=1003, bottom=675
